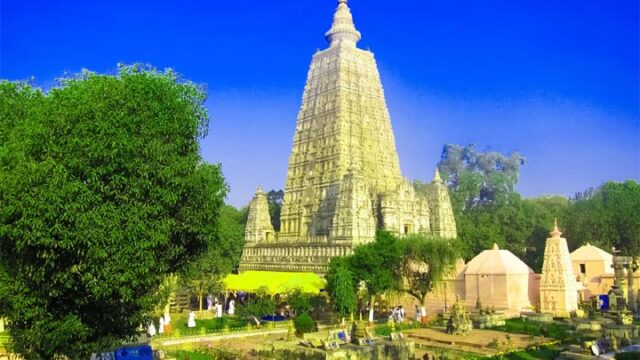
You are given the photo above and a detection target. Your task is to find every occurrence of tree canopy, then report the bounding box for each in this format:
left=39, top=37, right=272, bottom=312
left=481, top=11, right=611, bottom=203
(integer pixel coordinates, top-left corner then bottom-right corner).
left=325, top=257, right=357, bottom=318
left=434, top=143, right=638, bottom=272
left=180, top=204, right=246, bottom=311
left=0, top=66, right=227, bottom=359
left=400, top=235, right=459, bottom=307
left=563, top=181, right=640, bottom=256
left=267, top=189, right=284, bottom=232
left=438, top=143, right=525, bottom=212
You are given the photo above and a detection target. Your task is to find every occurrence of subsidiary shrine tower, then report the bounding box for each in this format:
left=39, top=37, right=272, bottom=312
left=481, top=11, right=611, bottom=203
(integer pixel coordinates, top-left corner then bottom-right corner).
left=239, top=0, right=456, bottom=274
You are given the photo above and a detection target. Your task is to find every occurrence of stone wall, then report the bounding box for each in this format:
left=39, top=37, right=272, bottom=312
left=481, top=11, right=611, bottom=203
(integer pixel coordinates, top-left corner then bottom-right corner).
left=239, top=244, right=353, bottom=273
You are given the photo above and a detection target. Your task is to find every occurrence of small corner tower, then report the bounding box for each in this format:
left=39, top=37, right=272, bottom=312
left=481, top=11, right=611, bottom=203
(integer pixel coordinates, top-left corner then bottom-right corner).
left=244, top=186, right=275, bottom=244
left=427, top=168, right=457, bottom=239
left=539, top=220, right=579, bottom=317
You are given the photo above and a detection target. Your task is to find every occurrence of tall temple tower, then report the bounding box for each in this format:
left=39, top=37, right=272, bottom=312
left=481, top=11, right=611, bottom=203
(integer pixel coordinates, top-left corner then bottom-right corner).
left=539, top=221, right=579, bottom=317
left=239, top=0, right=456, bottom=273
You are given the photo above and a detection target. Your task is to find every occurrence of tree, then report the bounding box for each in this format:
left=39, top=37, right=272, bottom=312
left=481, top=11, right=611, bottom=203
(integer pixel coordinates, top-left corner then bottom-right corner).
left=564, top=181, right=640, bottom=255
left=181, top=204, right=245, bottom=312
left=267, top=189, right=284, bottom=231
left=437, top=144, right=525, bottom=212
left=433, top=144, right=567, bottom=267
left=349, top=232, right=403, bottom=322
left=325, top=258, right=357, bottom=319
left=0, top=66, right=227, bottom=359
left=236, top=289, right=276, bottom=320
left=399, top=235, right=459, bottom=316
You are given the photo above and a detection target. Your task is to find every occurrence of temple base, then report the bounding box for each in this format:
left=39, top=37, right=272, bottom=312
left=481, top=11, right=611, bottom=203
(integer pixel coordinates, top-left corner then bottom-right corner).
left=239, top=243, right=353, bottom=274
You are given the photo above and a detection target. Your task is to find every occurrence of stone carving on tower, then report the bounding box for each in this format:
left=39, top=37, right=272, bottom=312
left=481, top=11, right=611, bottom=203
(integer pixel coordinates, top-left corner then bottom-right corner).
left=239, top=0, right=457, bottom=273
left=426, top=168, right=457, bottom=239
left=244, top=186, right=275, bottom=244
left=539, top=220, right=579, bottom=317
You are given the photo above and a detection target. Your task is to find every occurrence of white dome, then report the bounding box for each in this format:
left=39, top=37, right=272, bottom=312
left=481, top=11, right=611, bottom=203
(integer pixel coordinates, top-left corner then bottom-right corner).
left=465, top=243, right=533, bottom=275
left=570, top=243, right=613, bottom=262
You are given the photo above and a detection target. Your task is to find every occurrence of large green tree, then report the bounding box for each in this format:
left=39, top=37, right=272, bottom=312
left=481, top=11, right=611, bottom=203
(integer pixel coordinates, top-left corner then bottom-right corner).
left=434, top=144, right=571, bottom=269
left=563, top=181, right=640, bottom=255
left=0, top=66, right=227, bottom=359
left=181, top=204, right=245, bottom=312
left=349, top=232, right=403, bottom=322
left=437, top=143, right=525, bottom=213
left=399, top=235, right=459, bottom=312
left=325, top=258, right=357, bottom=319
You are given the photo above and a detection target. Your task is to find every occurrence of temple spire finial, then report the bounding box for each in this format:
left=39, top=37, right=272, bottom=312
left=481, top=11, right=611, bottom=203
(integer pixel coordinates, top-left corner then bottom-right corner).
left=433, top=167, right=442, bottom=182
left=550, top=219, right=562, bottom=237
left=325, top=0, right=361, bottom=47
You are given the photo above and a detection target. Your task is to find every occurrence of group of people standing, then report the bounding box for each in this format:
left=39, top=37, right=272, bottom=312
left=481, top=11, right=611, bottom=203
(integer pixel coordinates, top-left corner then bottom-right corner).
left=389, top=306, right=406, bottom=323
left=146, top=294, right=239, bottom=336
left=205, top=294, right=235, bottom=317
left=147, top=313, right=172, bottom=336
left=389, top=304, right=427, bottom=324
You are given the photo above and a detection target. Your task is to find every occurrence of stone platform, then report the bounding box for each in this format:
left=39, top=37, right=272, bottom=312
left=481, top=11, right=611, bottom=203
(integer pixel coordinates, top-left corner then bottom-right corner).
left=239, top=243, right=352, bottom=273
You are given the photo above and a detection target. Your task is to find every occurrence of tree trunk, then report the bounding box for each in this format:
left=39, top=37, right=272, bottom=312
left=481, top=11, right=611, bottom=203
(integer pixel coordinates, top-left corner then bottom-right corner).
left=198, top=291, right=204, bottom=313
left=420, top=293, right=428, bottom=324
left=368, top=295, right=375, bottom=324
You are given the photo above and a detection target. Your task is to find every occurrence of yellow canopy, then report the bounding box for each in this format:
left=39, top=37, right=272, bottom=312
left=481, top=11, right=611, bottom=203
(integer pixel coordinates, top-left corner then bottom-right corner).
left=223, top=271, right=326, bottom=295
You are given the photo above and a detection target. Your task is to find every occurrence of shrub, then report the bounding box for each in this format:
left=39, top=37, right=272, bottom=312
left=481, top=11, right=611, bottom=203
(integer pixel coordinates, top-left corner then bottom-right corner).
left=236, top=296, right=276, bottom=319
left=293, top=313, right=316, bottom=334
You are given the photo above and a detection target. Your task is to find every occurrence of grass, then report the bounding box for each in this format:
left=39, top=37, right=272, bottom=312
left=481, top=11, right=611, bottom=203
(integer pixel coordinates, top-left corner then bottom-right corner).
left=489, top=318, right=572, bottom=342
left=168, top=349, right=238, bottom=360
left=497, top=345, right=560, bottom=360
left=169, top=314, right=248, bottom=333
left=374, top=321, right=421, bottom=336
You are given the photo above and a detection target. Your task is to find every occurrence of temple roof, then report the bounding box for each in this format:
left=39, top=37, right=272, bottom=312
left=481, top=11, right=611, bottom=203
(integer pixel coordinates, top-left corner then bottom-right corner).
left=570, top=243, right=614, bottom=263
left=465, top=243, right=533, bottom=275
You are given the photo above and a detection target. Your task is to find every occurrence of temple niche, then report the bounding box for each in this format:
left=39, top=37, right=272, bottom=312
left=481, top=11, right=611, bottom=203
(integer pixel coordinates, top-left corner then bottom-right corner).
left=539, top=221, right=580, bottom=317
left=238, top=0, right=457, bottom=274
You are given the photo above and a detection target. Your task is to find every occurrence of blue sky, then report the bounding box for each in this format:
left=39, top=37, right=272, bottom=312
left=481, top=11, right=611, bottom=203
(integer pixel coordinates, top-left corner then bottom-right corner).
left=1, top=0, right=638, bottom=207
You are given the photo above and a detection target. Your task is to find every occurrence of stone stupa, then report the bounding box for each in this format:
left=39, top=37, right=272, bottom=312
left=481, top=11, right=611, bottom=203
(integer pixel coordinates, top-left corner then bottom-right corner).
left=539, top=220, right=579, bottom=317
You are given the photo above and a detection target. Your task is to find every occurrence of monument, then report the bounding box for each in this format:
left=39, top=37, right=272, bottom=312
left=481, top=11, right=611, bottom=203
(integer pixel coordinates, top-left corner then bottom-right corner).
left=239, top=0, right=457, bottom=274
left=539, top=221, right=579, bottom=317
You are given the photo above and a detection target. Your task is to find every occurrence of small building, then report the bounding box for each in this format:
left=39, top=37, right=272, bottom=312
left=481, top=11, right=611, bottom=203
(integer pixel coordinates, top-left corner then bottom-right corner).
left=570, top=243, right=613, bottom=298
left=464, top=243, right=536, bottom=314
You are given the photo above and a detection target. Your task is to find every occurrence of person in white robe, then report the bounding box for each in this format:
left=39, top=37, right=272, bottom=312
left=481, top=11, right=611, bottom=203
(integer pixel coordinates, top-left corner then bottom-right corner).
left=187, top=311, right=196, bottom=328
left=158, top=317, right=164, bottom=334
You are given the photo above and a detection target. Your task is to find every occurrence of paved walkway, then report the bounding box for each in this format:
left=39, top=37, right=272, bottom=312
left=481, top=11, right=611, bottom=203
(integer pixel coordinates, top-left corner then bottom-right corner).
left=404, top=327, right=549, bottom=356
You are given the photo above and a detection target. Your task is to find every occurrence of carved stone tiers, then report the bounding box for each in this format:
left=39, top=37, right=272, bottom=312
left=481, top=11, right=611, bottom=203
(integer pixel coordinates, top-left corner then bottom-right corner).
left=239, top=244, right=353, bottom=273
left=539, top=221, right=579, bottom=317
left=239, top=0, right=457, bottom=274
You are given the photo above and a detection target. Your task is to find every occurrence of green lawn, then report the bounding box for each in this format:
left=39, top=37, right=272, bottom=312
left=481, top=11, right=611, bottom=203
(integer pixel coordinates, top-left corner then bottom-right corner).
left=168, top=314, right=249, bottom=334
left=499, top=345, right=560, bottom=360
left=489, top=318, right=572, bottom=341
left=168, top=349, right=237, bottom=360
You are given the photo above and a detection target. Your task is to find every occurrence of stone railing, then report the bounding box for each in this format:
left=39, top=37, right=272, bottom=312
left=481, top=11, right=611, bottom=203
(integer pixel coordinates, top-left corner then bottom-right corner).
left=150, top=321, right=292, bottom=350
